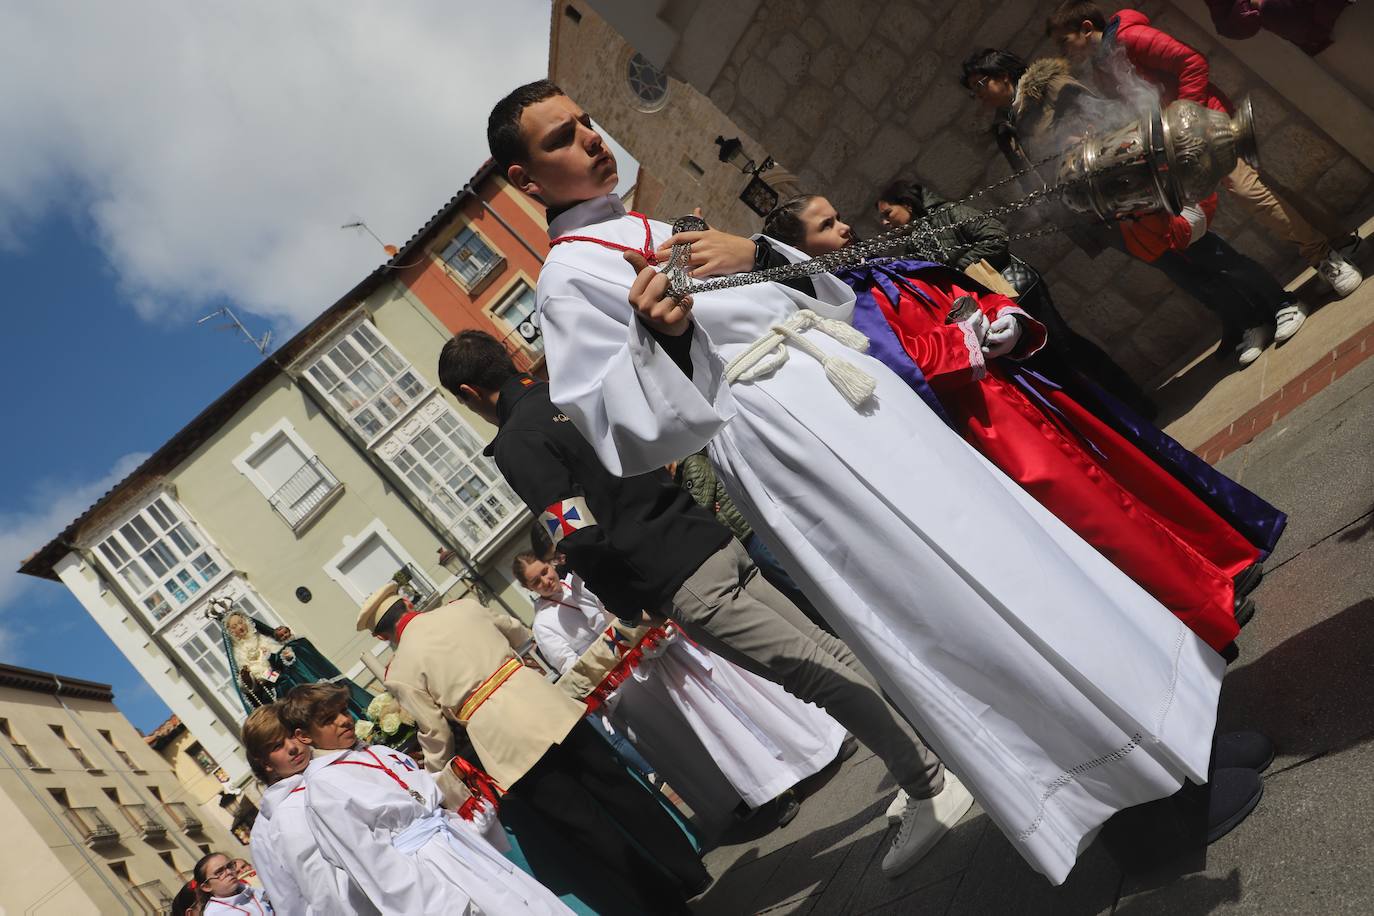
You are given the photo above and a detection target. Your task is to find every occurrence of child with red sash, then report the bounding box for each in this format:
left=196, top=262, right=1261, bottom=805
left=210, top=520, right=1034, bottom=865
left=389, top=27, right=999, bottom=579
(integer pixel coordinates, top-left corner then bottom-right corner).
left=285, top=684, right=572, bottom=915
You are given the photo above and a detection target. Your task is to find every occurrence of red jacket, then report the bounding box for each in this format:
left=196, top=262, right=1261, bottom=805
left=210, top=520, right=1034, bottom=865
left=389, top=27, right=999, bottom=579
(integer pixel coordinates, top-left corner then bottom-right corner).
left=1098, top=9, right=1233, bottom=113
left=1206, top=0, right=1349, bottom=56
left=1120, top=194, right=1218, bottom=263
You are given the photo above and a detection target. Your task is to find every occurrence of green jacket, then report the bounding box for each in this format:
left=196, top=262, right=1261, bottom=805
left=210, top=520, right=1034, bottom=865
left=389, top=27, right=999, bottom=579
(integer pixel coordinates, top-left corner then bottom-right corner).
left=902, top=187, right=1009, bottom=272
left=675, top=452, right=752, bottom=543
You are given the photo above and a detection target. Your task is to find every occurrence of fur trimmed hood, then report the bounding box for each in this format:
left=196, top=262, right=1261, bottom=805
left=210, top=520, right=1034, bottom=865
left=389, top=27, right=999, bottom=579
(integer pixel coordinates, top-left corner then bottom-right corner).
left=1012, top=58, right=1075, bottom=120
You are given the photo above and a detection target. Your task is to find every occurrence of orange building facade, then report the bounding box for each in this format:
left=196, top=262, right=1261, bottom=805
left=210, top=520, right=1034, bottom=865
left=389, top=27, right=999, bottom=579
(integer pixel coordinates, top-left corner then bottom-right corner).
left=395, top=160, right=553, bottom=373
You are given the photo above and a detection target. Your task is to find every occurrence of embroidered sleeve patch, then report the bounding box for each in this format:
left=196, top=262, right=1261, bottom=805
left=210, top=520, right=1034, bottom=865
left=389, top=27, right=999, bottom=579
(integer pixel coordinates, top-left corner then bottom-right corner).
left=540, top=496, right=598, bottom=546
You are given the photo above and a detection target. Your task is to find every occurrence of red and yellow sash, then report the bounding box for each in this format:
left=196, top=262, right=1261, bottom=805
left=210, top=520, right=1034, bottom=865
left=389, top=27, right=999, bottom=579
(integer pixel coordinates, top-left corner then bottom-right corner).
left=457, top=657, right=523, bottom=722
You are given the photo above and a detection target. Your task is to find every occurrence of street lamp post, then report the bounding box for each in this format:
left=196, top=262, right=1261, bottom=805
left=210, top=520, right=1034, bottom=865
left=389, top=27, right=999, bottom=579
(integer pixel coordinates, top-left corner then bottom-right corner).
left=715, top=136, right=780, bottom=217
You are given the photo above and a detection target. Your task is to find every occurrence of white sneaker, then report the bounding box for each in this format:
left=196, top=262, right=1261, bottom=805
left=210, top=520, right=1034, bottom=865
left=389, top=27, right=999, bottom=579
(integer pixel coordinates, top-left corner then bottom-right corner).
left=885, top=789, right=909, bottom=825
left=1236, top=326, right=1268, bottom=366
left=1318, top=248, right=1362, bottom=298
left=1273, top=301, right=1308, bottom=343
left=881, top=772, right=974, bottom=878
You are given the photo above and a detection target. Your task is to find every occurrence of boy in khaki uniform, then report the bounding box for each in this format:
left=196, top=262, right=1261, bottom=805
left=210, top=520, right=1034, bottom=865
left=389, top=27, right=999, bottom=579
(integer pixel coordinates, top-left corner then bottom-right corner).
left=358, top=583, right=708, bottom=915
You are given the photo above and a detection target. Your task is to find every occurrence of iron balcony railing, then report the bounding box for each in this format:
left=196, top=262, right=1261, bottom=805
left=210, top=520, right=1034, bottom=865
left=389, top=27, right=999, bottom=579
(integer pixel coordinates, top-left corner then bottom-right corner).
left=128, top=879, right=172, bottom=914
left=163, top=801, right=203, bottom=833
left=120, top=803, right=166, bottom=839
left=66, top=806, right=119, bottom=846
left=395, top=562, right=440, bottom=611
left=10, top=742, right=39, bottom=768
left=67, top=745, right=97, bottom=770
left=268, top=456, right=343, bottom=529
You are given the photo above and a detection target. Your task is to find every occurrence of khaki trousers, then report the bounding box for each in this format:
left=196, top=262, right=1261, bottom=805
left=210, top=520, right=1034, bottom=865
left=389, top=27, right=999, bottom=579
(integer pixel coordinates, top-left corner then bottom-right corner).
left=670, top=538, right=945, bottom=798
left=1223, top=158, right=1331, bottom=265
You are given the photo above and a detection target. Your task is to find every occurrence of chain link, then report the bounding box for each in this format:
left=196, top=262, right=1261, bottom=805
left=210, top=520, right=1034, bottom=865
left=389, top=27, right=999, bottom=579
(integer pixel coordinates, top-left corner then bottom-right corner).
left=668, top=148, right=1147, bottom=297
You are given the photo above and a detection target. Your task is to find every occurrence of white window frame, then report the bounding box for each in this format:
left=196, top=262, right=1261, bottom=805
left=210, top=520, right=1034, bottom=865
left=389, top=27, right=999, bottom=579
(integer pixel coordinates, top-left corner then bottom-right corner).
left=303, top=320, right=431, bottom=444
left=324, top=519, right=454, bottom=605
left=374, top=396, right=526, bottom=559
left=437, top=224, right=504, bottom=292
left=488, top=277, right=542, bottom=354
left=231, top=419, right=344, bottom=531
left=93, top=492, right=230, bottom=629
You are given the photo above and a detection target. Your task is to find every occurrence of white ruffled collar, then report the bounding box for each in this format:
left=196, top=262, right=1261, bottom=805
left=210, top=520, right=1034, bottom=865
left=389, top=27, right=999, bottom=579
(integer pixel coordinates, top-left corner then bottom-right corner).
left=547, top=193, right=628, bottom=239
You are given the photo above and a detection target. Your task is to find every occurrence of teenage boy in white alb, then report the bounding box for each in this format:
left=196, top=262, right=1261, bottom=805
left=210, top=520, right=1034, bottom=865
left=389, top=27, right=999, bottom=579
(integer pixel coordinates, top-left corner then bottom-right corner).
left=484, top=79, right=1238, bottom=885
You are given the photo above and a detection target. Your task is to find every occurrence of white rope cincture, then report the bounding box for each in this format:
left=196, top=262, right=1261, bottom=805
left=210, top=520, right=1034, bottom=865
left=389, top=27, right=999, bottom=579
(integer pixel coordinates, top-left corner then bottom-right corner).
left=725, top=309, right=877, bottom=408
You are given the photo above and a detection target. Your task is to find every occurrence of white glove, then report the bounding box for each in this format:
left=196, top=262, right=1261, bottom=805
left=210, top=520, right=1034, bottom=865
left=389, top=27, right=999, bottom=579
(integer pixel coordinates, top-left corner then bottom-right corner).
left=960, top=310, right=990, bottom=346
left=1180, top=204, right=1208, bottom=247
left=983, top=313, right=1022, bottom=358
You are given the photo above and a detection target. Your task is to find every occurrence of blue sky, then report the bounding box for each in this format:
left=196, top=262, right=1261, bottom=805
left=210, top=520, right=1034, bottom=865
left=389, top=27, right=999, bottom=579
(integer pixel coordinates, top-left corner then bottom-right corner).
left=0, top=2, right=639, bottom=733
left=0, top=210, right=265, bottom=729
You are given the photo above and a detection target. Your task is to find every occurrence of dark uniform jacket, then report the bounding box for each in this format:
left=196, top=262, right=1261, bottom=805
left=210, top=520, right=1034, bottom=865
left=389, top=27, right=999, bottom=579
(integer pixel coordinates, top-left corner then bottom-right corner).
left=486, top=376, right=731, bottom=619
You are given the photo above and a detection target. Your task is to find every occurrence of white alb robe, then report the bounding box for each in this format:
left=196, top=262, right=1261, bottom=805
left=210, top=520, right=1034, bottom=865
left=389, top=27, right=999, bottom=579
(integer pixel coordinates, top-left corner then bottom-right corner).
left=533, top=575, right=844, bottom=809
left=251, top=757, right=356, bottom=916
left=303, top=745, right=571, bottom=915
left=536, top=194, right=1225, bottom=884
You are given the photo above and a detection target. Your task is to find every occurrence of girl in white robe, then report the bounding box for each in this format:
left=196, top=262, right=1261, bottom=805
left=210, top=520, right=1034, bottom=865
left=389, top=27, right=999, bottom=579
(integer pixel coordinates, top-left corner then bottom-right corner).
left=194, top=851, right=275, bottom=916
left=527, top=566, right=846, bottom=811
left=536, top=192, right=1225, bottom=884
left=303, top=742, right=573, bottom=916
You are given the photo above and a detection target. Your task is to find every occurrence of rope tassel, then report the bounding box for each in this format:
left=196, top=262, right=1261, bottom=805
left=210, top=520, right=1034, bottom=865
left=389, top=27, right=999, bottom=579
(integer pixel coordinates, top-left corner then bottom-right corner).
left=726, top=309, right=878, bottom=408
left=823, top=356, right=878, bottom=407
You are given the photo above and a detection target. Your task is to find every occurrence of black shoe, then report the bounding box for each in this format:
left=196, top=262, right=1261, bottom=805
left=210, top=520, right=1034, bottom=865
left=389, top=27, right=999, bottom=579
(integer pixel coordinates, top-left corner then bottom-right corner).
left=774, top=790, right=801, bottom=827
left=1214, top=731, right=1274, bottom=773
left=1234, top=563, right=1264, bottom=598
left=1220, top=641, right=1240, bottom=663
left=1234, top=596, right=1256, bottom=628
left=1335, top=232, right=1362, bottom=262
left=835, top=734, right=860, bottom=764
left=1206, top=767, right=1264, bottom=844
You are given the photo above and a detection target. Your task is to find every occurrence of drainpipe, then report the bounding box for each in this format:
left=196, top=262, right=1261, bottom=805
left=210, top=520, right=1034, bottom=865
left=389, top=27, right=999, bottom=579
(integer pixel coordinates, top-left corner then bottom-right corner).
left=0, top=739, right=135, bottom=914
left=461, top=183, right=545, bottom=265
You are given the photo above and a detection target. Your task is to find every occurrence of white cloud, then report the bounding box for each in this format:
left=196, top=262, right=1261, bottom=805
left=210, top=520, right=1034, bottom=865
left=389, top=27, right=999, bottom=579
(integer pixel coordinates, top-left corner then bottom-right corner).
left=0, top=452, right=151, bottom=622
left=0, top=1, right=554, bottom=329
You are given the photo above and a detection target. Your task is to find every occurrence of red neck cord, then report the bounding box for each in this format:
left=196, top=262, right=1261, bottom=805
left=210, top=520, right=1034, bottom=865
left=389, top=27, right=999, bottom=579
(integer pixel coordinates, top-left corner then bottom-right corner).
left=550, top=211, right=659, bottom=265
left=211, top=893, right=267, bottom=916
left=329, top=747, right=419, bottom=797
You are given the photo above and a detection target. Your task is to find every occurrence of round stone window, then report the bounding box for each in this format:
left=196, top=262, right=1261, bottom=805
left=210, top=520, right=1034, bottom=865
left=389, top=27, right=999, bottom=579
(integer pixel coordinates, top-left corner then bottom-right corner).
left=626, top=51, right=669, bottom=112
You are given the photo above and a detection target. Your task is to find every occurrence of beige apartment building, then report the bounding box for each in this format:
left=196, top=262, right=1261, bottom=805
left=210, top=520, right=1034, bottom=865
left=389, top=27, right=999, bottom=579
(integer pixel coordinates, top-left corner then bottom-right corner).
left=0, top=663, right=241, bottom=915
left=145, top=715, right=258, bottom=845
left=20, top=163, right=554, bottom=798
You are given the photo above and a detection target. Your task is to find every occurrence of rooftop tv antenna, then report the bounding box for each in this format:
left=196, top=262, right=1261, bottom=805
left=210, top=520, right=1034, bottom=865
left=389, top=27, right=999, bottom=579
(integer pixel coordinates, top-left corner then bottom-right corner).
left=196, top=306, right=272, bottom=356
left=341, top=220, right=399, bottom=256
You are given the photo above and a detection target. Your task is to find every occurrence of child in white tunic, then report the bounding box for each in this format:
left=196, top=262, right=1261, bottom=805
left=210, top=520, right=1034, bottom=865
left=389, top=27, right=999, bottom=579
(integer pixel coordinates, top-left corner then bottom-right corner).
left=195, top=851, right=275, bottom=916
left=521, top=556, right=846, bottom=811
left=290, top=684, right=573, bottom=915
left=243, top=705, right=354, bottom=916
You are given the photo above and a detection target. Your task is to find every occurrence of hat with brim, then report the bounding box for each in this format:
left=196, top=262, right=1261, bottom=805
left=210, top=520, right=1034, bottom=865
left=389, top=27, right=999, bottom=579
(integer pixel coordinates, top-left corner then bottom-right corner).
left=357, top=582, right=402, bottom=633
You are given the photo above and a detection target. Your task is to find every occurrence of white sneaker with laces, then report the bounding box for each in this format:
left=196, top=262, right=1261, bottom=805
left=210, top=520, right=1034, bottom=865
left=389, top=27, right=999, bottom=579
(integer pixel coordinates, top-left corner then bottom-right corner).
left=1318, top=249, right=1362, bottom=298
left=881, top=771, right=974, bottom=877
left=1273, top=301, right=1308, bottom=343
left=1236, top=326, right=1268, bottom=366
left=885, top=789, right=908, bottom=825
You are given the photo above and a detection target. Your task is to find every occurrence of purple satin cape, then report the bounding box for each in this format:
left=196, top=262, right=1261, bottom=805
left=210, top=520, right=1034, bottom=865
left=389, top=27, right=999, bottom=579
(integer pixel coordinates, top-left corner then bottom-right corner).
left=834, top=258, right=1287, bottom=558
left=836, top=259, right=955, bottom=428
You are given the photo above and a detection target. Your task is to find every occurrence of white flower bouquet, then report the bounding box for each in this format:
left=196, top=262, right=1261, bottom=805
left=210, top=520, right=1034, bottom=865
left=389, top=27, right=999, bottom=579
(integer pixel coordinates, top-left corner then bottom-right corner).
left=358, top=692, right=417, bottom=751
